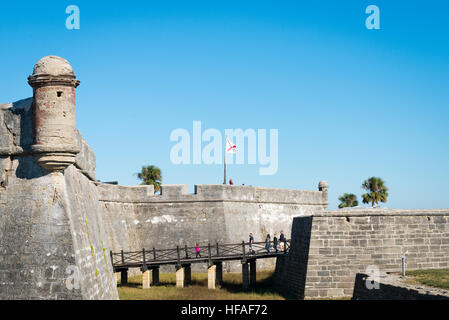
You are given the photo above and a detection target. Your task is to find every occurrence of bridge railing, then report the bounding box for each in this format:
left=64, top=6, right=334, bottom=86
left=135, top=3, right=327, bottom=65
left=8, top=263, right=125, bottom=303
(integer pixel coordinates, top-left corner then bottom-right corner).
left=218, top=243, right=242, bottom=257
left=111, top=239, right=290, bottom=268
left=247, top=240, right=289, bottom=255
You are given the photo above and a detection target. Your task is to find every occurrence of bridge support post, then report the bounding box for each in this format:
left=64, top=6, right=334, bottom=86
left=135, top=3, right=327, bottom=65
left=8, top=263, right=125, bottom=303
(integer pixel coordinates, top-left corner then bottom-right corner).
left=242, top=262, right=249, bottom=290
left=249, top=260, right=257, bottom=286
left=215, top=262, right=223, bottom=286
left=142, top=270, right=151, bottom=289
left=184, top=264, right=191, bottom=286
left=208, top=265, right=216, bottom=289
left=152, top=267, right=160, bottom=285
left=176, top=266, right=185, bottom=288
left=120, top=270, right=128, bottom=285
left=114, top=272, right=119, bottom=284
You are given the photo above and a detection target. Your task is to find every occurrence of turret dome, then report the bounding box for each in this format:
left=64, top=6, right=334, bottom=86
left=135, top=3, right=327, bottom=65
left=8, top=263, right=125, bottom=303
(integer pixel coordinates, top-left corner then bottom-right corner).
left=32, top=55, right=74, bottom=76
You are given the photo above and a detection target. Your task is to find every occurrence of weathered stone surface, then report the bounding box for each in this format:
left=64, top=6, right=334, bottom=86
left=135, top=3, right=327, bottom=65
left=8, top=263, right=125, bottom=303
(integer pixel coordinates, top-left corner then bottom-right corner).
left=63, top=165, right=118, bottom=299
left=0, top=98, right=34, bottom=156
left=275, top=209, right=449, bottom=299
left=318, top=180, right=328, bottom=208
left=74, top=130, right=96, bottom=181
left=142, top=270, right=150, bottom=289
left=176, top=267, right=185, bottom=288
left=208, top=265, right=216, bottom=289
left=28, top=56, right=81, bottom=172
left=0, top=156, right=117, bottom=299
left=32, top=56, right=75, bottom=77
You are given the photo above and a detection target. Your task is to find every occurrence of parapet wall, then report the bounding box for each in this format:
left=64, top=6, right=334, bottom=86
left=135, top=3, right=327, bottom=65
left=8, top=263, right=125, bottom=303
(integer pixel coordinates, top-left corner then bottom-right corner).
left=275, top=209, right=449, bottom=299
left=99, top=184, right=327, bottom=272
left=98, top=183, right=325, bottom=204
left=74, top=129, right=96, bottom=181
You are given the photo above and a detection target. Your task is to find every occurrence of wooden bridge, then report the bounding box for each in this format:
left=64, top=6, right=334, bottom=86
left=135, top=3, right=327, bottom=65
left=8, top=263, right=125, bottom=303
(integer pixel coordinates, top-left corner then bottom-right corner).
left=110, top=240, right=290, bottom=290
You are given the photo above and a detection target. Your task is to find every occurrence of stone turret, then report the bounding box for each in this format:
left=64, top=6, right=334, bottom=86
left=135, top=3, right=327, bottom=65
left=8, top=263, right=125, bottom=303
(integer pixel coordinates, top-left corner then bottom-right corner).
left=318, top=180, right=328, bottom=209
left=28, top=56, right=80, bottom=172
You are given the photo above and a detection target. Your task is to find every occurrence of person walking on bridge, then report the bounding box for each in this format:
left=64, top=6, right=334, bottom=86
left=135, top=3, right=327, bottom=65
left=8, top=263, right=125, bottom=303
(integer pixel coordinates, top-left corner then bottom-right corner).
left=249, top=233, right=255, bottom=254
left=279, top=230, right=286, bottom=251
left=265, top=234, right=271, bottom=253
left=273, top=233, right=278, bottom=253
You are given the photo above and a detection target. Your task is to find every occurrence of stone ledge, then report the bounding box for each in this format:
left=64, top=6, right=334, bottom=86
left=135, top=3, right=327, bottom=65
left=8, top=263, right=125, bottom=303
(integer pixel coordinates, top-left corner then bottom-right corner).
left=319, top=209, right=449, bottom=217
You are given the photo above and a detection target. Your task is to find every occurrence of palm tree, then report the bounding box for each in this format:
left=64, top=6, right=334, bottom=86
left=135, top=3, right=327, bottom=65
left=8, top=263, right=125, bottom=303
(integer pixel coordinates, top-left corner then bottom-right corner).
left=338, top=193, right=359, bottom=209
left=137, top=165, right=162, bottom=194
left=361, top=177, right=388, bottom=207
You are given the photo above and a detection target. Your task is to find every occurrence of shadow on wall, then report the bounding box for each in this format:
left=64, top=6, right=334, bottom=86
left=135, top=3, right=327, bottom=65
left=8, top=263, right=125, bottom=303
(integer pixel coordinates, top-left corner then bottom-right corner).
left=15, top=156, right=48, bottom=179
left=352, top=273, right=449, bottom=300
left=9, top=99, right=48, bottom=180
left=274, top=216, right=313, bottom=299
left=12, top=99, right=34, bottom=154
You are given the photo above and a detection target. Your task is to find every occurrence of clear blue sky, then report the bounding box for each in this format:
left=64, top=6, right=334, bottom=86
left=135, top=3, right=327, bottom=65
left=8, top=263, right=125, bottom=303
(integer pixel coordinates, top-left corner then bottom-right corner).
left=1, top=1, right=448, bottom=209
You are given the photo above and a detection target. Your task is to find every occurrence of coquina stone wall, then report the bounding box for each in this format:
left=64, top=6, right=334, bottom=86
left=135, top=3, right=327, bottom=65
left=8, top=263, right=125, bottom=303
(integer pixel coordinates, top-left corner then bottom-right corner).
left=99, top=183, right=328, bottom=272
left=274, top=209, right=449, bottom=299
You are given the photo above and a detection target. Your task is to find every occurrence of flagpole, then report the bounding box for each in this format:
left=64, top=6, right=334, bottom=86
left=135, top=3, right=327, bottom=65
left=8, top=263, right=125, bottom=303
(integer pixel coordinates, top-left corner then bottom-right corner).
left=223, top=136, right=227, bottom=184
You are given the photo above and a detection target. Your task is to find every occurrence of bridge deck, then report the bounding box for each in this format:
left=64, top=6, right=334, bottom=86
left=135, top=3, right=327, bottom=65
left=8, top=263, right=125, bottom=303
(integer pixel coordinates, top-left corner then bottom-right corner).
left=111, top=240, right=290, bottom=271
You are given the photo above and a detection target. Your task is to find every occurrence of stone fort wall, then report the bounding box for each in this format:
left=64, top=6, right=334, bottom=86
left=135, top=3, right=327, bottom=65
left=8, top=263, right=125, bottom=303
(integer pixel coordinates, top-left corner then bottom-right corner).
left=274, top=209, right=449, bottom=299
left=98, top=183, right=327, bottom=272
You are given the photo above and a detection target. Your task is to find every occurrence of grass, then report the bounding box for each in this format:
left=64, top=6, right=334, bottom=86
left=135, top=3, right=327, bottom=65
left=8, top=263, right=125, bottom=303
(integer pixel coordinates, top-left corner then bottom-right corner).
left=405, top=268, right=449, bottom=290
left=117, top=271, right=286, bottom=300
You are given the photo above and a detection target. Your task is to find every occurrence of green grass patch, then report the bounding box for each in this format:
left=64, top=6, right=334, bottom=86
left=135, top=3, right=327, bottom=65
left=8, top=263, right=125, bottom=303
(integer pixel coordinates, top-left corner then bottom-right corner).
left=405, top=268, right=449, bottom=290
left=117, top=271, right=286, bottom=300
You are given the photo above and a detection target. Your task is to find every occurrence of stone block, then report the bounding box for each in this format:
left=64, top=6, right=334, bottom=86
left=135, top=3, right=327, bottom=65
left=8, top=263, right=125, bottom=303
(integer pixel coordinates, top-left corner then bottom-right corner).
left=208, top=265, right=216, bottom=289
left=142, top=270, right=150, bottom=289
left=176, top=267, right=185, bottom=288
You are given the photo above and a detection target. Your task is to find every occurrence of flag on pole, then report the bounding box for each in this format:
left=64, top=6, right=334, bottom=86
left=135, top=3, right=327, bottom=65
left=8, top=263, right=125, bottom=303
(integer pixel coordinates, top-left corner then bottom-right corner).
left=225, top=138, right=236, bottom=154
left=224, top=137, right=236, bottom=184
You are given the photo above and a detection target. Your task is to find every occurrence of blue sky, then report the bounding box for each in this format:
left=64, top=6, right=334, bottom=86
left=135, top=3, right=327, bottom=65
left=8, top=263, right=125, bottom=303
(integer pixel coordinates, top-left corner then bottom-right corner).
left=1, top=1, right=448, bottom=209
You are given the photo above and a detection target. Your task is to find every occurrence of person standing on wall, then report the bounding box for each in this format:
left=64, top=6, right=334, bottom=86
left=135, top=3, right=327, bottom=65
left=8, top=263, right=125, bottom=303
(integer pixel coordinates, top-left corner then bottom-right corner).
left=265, top=234, right=271, bottom=253
left=273, top=233, right=278, bottom=253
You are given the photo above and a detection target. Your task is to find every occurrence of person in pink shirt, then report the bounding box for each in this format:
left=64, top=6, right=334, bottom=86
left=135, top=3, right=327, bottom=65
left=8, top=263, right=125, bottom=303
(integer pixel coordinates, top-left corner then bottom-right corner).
left=195, top=243, right=201, bottom=258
